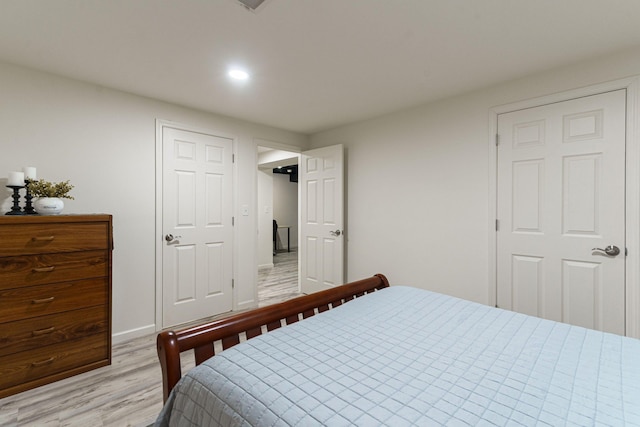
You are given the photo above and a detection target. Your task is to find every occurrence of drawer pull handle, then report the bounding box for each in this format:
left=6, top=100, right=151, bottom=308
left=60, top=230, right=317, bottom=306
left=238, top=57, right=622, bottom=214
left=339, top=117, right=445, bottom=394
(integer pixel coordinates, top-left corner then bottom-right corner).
left=32, top=326, right=55, bottom=336
left=31, top=357, right=55, bottom=367
left=31, top=236, right=55, bottom=242
left=32, top=296, right=55, bottom=304
left=32, top=266, right=55, bottom=273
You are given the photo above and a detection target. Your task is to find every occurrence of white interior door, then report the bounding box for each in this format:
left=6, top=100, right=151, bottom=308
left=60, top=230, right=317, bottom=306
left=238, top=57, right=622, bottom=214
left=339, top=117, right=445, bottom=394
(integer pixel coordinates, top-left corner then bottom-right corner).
left=497, top=90, right=626, bottom=334
left=162, top=126, right=233, bottom=327
left=300, top=144, right=344, bottom=294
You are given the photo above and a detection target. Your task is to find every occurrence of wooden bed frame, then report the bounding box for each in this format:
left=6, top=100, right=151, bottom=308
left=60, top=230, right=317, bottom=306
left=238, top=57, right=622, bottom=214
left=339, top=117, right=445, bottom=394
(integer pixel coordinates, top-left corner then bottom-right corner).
left=156, top=274, right=390, bottom=402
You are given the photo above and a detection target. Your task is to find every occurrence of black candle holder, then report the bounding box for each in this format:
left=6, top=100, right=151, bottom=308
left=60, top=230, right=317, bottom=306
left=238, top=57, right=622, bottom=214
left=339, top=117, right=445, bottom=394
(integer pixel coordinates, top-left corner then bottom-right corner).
left=23, top=180, right=37, bottom=215
left=5, top=185, right=24, bottom=215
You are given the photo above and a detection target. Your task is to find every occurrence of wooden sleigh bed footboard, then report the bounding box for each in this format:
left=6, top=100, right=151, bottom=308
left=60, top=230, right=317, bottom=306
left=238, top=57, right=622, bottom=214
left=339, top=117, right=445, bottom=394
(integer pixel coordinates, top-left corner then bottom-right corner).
left=157, top=274, right=390, bottom=402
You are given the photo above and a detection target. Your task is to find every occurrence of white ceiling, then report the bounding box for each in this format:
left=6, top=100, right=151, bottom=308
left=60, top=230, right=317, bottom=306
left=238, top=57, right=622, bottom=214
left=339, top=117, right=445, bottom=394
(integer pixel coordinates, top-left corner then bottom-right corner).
left=1, top=0, right=640, bottom=134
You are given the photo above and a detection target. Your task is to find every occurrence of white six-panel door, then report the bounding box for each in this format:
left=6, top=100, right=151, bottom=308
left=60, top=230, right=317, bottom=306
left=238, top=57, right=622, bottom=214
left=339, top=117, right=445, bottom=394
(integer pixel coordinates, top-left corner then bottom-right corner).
left=300, top=144, right=344, bottom=294
left=162, top=126, right=233, bottom=327
left=497, top=90, right=626, bottom=334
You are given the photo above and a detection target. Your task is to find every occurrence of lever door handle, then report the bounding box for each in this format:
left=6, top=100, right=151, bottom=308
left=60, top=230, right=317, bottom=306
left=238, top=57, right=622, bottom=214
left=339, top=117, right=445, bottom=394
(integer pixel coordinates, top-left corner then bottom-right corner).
left=165, top=234, right=182, bottom=242
left=592, top=245, right=620, bottom=256
left=329, top=230, right=342, bottom=237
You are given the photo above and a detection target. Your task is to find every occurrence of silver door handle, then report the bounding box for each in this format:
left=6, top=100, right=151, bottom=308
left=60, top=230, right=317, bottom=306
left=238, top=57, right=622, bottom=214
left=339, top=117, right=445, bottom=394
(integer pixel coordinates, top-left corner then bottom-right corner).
left=592, top=245, right=620, bottom=256
left=329, top=230, right=342, bottom=236
left=165, top=234, right=182, bottom=242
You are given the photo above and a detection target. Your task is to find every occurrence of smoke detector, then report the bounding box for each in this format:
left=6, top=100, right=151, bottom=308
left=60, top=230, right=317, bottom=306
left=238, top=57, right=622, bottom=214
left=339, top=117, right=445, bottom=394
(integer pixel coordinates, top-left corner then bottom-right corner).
left=235, top=0, right=271, bottom=12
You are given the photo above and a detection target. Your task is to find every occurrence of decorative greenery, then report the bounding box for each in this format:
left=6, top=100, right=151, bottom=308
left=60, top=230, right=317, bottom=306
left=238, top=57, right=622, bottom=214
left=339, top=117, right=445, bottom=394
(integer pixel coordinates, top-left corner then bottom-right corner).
left=27, top=179, right=75, bottom=199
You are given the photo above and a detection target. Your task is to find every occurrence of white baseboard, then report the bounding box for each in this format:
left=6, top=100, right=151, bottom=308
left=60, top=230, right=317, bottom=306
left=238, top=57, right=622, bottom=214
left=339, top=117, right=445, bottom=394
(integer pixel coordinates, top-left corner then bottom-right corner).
left=258, top=263, right=274, bottom=268
left=112, top=324, right=156, bottom=344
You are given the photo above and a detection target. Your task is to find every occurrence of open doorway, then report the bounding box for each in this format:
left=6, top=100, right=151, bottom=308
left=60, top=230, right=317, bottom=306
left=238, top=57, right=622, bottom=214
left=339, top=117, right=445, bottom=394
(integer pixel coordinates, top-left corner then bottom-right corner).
left=257, top=146, right=301, bottom=306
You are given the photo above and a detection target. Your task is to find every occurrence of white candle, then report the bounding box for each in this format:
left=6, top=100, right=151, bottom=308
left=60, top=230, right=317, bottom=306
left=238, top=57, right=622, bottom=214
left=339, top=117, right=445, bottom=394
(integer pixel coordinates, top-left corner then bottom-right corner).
left=23, top=166, right=36, bottom=181
left=8, top=171, right=25, bottom=186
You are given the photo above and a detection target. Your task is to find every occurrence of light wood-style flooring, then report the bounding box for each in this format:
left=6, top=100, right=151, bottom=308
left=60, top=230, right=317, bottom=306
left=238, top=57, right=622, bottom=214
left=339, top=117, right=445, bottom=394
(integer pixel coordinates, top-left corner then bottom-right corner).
left=0, top=251, right=299, bottom=427
left=258, top=250, right=301, bottom=307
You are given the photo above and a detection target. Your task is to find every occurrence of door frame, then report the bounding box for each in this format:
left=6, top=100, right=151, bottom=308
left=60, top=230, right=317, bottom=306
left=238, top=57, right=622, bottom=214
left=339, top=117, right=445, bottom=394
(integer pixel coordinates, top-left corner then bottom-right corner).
left=254, top=138, right=303, bottom=293
left=488, top=77, right=640, bottom=338
left=155, top=119, right=238, bottom=331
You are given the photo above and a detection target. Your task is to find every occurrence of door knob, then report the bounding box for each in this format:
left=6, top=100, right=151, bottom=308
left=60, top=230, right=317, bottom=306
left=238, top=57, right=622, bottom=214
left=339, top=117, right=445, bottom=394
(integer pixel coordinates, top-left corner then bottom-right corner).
left=592, top=245, right=620, bottom=256
left=329, top=230, right=342, bottom=237
left=165, top=234, right=182, bottom=242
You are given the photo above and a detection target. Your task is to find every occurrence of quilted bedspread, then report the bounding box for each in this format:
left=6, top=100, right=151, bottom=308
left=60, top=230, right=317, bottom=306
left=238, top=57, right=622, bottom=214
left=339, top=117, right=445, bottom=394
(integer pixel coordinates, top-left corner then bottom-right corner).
left=155, top=286, right=640, bottom=426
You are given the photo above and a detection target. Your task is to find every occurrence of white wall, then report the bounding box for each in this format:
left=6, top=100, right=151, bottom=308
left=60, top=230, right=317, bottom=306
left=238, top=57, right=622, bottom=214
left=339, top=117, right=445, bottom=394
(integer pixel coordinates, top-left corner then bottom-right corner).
left=273, top=173, right=298, bottom=251
left=257, top=169, right=274, bottom=267
left=5, top=43, right=640, bottom=341
left=310, top=46, right=640, bottom=307
left=0, top=61, right=308, bottom=342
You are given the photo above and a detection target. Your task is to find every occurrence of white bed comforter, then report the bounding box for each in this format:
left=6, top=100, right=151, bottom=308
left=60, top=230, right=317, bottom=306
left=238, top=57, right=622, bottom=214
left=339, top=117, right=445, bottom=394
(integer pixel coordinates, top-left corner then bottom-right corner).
left=155, top=286, right=640, bottom=426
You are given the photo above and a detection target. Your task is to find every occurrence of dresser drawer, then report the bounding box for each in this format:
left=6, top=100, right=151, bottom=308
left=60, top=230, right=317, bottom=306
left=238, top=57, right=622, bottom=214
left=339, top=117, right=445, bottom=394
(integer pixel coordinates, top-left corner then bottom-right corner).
left=0, top=333, right=109, bottom=394
left=0, top=222, right=109, bottom=256
left=0, top=250, right=108, bottom=290
left=0, top=305, right=108, bottom=357
left=0, top=277, right=108, bottom=323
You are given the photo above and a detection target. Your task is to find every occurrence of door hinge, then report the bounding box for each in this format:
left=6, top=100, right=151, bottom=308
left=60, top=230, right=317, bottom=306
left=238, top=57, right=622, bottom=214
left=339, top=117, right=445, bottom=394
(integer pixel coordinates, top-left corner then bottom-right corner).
left=495, top=134, right=499, bottom=146
left=232, top=279, right=235, bottom=289
left=232, top=154, right=235, bottom=163
left=495, top=219, right=499, bottom=231
left=232, top=216, right=235, bottom=226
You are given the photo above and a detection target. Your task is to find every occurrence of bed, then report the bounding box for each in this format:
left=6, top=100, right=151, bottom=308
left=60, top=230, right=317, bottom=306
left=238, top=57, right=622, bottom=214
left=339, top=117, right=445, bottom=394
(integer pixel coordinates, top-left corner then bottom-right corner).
left=155, top=274, right=640, bottom=426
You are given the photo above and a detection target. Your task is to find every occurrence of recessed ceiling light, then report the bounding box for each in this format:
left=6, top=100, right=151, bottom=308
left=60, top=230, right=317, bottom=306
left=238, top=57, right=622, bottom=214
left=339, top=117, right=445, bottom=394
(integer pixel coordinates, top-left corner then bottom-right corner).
left=228, top=69, right=249, bottom=81
left=235, top=0, right=269, bottom=12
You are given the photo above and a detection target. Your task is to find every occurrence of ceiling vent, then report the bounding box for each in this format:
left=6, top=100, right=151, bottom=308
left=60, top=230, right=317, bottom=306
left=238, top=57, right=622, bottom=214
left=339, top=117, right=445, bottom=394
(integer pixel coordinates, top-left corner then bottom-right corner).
left=235, top=0, right=270, bottom=12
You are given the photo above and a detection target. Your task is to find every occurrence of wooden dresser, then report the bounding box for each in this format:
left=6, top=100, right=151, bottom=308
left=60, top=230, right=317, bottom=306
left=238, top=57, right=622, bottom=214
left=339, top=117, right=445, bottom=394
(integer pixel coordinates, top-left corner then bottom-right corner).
left=0, top=214, right=112, bottom=398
